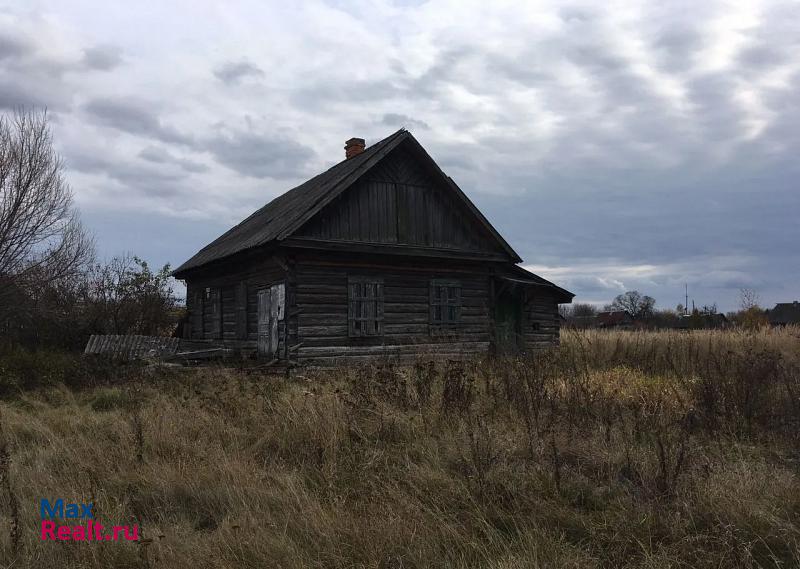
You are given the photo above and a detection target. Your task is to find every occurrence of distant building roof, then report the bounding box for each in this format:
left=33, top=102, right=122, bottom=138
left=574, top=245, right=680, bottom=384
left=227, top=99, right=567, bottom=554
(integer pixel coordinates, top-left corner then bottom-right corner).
left=676, top=312, right=729, bottom=329
left=768, top=302, right=800, bottom=325
left=597, top=310, right=633, bottom=327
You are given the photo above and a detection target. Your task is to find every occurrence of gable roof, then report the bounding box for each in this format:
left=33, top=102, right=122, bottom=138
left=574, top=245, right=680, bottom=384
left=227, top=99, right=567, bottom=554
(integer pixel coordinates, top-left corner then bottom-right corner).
left=597, top=310, right=634, bottom=326
left=174, top=129, right=520, bottom=276
left=768, top=302, right=800, bottom=325
left=676, top=312, right=729, bottom=329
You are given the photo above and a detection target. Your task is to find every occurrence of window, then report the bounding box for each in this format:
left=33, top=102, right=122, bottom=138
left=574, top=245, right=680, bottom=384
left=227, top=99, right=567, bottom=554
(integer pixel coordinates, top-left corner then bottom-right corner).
left=348, top=277, right=384, bottom=337
left=430, top=279, right=462, bottom=325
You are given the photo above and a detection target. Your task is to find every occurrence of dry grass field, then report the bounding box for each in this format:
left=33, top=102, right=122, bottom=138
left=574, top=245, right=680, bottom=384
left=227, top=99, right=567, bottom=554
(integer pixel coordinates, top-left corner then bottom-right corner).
left=1, top=328, right=799, bottom=568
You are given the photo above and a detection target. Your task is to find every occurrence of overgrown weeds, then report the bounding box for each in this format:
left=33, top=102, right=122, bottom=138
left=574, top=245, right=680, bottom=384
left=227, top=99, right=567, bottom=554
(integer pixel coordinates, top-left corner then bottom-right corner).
left=0, top=328, right=798, bottom=567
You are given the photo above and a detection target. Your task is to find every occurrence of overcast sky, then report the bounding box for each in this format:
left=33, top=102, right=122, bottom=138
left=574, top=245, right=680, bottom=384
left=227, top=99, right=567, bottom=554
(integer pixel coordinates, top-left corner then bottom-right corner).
left=2, top=0, right=798, bottom=311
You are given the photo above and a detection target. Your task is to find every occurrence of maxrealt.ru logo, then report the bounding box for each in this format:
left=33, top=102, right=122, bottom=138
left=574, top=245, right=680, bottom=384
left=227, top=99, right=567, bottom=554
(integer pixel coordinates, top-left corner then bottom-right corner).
left=40, top=498, right=139, bottom=542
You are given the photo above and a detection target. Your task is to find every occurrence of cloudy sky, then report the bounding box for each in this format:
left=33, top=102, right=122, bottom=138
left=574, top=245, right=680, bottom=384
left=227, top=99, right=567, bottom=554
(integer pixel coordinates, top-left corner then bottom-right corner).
left=2, top=0, right=798, bottom=311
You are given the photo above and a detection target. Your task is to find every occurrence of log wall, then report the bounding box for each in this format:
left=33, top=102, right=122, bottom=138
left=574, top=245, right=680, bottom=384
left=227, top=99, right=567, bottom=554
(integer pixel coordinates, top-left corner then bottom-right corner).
left=184, top=255, right=286, bottom=349
left=290, top=255, right=492, bottom=366
left=182, top=250, right=563, bottom=364
left=520, top=288, right=561, bottom=349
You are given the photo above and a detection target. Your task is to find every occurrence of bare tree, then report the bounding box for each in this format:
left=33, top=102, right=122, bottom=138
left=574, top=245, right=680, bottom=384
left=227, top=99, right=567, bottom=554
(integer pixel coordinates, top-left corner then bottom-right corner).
left=560, top=302, right=598, bottom=328
left=571, top=303, right=598, bottom=319
left=739, top=288, right=760, bottom=311
left=0, top=109, right=93, bottom=315
left=735, top=288, right=768, bottom=330
left=84, top=255, right=178, bottom=336
left=611, top=290, right=656, bottom=320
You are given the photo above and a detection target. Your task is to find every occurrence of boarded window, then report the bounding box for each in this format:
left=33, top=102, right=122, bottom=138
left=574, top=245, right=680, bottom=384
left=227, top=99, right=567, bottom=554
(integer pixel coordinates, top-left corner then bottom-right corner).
left=348, top=277, right=384, bottom=337
left=430, top=279, right=462, bottom=325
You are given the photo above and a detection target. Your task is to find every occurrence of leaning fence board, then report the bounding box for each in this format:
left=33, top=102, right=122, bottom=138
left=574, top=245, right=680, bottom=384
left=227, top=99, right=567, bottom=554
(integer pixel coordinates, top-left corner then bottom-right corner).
left=84, top=335, right=182, bottom=359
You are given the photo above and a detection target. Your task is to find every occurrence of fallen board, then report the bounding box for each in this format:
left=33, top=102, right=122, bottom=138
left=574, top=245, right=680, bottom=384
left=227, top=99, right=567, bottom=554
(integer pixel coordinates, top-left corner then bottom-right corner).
left=84, top=335, right=182, bottom=359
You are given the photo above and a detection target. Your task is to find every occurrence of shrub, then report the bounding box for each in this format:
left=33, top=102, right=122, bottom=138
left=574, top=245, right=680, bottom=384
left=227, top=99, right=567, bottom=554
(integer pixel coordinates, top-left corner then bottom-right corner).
left=0, top=347, right=147, bottom=397
left=0, top=347, right=78, bottom=396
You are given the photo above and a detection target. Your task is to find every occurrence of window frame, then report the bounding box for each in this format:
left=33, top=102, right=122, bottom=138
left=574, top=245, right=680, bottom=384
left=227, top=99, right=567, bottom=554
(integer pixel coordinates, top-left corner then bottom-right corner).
left=348, top=276, right=384, bottom=337
left=429, top=279, right=462, bottom=327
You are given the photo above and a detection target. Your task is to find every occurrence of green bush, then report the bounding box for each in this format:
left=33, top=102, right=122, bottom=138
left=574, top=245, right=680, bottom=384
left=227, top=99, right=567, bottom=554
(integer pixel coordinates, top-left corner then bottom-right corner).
left=0, top=347, right=78, bottom=396
left=0, top=348, right=131, bottom=397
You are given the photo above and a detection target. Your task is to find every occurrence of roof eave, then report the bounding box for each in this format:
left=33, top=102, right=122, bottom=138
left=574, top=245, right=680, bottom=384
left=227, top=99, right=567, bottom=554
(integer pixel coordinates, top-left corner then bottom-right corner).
left=501, top=265, right=574, bottom=303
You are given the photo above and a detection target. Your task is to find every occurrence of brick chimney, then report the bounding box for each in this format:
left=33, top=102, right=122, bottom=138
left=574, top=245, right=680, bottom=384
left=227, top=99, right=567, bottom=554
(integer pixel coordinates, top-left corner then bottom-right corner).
left=344, top=137, right=365, bottom=159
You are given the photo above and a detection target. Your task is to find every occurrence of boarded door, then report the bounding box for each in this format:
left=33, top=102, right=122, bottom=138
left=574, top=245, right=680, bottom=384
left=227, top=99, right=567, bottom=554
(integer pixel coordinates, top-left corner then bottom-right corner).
left=257, top=283, right=285, bottom=357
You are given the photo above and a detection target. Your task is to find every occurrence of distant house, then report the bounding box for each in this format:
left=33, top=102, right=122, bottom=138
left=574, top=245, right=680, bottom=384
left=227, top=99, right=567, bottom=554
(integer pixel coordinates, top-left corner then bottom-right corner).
left=563, top=314, right=596, bottom=329
left=676, top=312, right=729, bottom=330
left=173, top=130, right=573, bottom=365
left=767, top=302, right=800, bottom=327
left=596, top=310, right=634, bottom=329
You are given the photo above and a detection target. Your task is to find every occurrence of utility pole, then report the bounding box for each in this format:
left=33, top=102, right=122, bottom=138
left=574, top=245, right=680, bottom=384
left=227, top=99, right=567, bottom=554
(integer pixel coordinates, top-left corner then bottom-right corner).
left=685, top=284, right=688, bottom=315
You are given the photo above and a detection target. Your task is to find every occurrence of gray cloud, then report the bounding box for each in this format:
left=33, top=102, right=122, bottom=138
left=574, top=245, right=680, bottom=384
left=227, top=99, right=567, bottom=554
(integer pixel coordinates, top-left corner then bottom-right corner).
left=204, top=130, right=315, bottom=179
left=381, top=113, right=429, bottom=130
left=138, top=145, right=209, bottom=173
left=213, top=60, right=265, bottom=85
left=82, top=45, right=123, bottom=71
left=2, top=1, right=798, bottom=311
left=651, top=26, right=705, bottom=72
left=67, top=148, right=194, bottom=200
left=0, top=33, right=30, bottom=60
left=0, top=28, right=73, bottom=110
left=557, top=6, right=598, bottom=23
left=69, top=149, right=179, bottom=183
left=291, top=78, right=407, bottom=110
left=476, top=153, right=800, bottom=309
left=0, top=82, right=50, bottom=110
left=83, top=98, right=194, bottom=146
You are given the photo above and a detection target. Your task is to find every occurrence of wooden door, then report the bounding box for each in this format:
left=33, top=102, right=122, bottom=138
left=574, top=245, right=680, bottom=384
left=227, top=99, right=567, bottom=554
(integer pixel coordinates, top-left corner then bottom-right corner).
left=495, top=289, right=522, bottom=355
left=257, top=283, right=285, bottom=358
left=257, top=289, right=270, bottom=356
left=204, top=287, right=221, bottom=340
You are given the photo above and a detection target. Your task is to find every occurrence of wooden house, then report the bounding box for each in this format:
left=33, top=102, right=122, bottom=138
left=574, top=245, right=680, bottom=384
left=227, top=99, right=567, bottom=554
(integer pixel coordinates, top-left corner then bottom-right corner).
left=596, top=310, right=635, bottom=329
left=767, top=302, right=800, bottom=327
left=676, top=312, right=729, bottom=330
left=172, top=130, right=573, bottom=365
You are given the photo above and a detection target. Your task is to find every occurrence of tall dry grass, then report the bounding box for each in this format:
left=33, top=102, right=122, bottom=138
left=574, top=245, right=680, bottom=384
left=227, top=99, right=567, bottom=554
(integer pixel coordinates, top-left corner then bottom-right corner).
left=0, top=327, right=798, bottom=568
